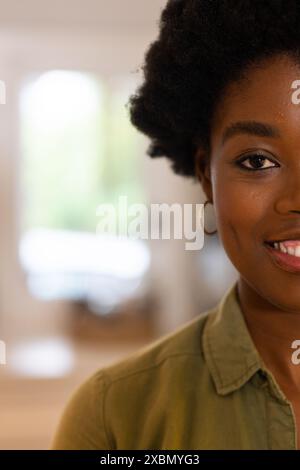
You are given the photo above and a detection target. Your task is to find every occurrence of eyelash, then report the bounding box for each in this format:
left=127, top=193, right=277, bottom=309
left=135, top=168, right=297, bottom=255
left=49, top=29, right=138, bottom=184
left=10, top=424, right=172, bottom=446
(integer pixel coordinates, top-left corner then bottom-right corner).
left=235, top=152, right=279, bottom=172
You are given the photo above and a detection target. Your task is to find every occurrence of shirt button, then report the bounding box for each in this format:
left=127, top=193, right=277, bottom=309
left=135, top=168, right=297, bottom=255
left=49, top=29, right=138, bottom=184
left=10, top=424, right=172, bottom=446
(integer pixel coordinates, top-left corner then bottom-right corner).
left=257, top=370, right=268, bottom=386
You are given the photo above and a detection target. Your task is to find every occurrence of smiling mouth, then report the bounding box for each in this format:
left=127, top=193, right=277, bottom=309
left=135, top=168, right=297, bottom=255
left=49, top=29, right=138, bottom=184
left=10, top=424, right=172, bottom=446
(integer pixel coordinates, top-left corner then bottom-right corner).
left=264, top=241, right=300, bottom=273
left=264, top=239, right=300, bottom=255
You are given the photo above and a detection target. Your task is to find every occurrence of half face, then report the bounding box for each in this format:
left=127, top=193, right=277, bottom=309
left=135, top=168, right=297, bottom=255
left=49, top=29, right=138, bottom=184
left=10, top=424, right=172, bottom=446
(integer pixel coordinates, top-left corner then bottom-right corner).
left=198, top=53, right=300, bottom=312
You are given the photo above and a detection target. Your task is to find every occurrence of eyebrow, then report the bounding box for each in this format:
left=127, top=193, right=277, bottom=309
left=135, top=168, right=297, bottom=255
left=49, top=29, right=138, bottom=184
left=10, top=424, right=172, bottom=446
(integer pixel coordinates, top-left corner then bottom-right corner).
left=222, top=121, right=281, bottom=145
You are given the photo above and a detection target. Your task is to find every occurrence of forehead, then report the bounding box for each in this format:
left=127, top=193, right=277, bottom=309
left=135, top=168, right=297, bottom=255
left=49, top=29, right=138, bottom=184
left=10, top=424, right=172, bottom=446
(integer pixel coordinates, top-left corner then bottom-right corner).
left=211, top=54, right=300, bottom=141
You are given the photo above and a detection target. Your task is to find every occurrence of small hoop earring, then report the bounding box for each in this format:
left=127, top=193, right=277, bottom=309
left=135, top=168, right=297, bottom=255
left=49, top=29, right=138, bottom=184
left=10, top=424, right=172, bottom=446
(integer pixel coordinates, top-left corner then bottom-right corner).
left=203, top=200, right=218, bottom=236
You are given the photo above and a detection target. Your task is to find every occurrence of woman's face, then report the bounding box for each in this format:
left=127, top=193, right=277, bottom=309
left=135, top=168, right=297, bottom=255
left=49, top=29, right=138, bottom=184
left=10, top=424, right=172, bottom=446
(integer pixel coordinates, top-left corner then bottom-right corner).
left=197, top=53, right=300, bottom=312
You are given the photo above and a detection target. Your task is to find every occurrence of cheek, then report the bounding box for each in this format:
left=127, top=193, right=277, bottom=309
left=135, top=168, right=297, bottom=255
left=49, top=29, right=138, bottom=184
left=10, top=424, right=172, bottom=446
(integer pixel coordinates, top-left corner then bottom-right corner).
left=212, top=174, right=270, bottom=262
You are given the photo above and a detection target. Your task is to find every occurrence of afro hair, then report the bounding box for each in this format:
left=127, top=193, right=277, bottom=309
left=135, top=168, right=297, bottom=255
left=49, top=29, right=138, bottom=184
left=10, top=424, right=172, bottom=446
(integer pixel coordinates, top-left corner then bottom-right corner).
left=127, top=0, right=300, bottom=181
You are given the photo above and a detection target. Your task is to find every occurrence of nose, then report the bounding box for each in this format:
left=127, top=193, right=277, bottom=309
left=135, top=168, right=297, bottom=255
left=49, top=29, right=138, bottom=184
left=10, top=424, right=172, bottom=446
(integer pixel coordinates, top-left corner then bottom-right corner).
left=274, top=167, right=300, bottom=215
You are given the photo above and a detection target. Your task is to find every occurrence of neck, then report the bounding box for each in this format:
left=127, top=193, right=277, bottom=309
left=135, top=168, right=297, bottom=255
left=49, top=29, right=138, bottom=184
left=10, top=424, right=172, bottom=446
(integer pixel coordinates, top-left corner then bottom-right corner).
left=236, top=277, right=300, bottom=395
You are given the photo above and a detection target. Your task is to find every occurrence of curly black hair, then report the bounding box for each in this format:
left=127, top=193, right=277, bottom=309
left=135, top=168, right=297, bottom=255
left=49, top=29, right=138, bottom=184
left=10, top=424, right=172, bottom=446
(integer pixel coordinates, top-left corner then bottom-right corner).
left=127, top=0, right=300, bottom=181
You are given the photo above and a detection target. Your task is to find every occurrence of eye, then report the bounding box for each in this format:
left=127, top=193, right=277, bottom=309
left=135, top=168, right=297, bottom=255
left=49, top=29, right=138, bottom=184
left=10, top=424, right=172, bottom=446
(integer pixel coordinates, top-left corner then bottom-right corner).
left=235, top=152, right=279, bottom=171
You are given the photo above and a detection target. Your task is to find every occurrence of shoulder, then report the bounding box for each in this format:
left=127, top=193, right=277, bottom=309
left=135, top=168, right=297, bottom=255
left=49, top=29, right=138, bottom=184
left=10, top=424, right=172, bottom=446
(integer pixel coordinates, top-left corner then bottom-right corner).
left=51, top=306, right=216, bottom=450
left=100, top=307, right=213, bottom=384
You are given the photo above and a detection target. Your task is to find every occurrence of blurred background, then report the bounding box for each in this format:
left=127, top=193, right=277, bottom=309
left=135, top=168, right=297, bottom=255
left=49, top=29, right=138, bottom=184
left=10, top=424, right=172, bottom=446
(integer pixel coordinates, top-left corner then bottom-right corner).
left=0, top=0, right=238, bottom=449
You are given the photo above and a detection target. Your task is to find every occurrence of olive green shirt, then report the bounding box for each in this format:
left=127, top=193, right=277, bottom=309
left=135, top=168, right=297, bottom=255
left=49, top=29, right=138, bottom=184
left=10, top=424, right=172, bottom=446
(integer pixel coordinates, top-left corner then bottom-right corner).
left=51, top=280, right=298, bottom=450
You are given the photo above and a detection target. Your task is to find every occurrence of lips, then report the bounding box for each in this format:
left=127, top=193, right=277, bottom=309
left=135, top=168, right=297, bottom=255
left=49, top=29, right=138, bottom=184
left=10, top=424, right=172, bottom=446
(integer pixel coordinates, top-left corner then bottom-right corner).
left=265, top=232, right=300, bottom=244
left=264, top=241, right=300, bottom=273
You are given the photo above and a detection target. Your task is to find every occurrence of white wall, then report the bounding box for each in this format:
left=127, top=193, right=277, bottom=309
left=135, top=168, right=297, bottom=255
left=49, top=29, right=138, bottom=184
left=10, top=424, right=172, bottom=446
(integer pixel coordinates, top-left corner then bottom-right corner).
left=0, top=0, right=166, bottom=31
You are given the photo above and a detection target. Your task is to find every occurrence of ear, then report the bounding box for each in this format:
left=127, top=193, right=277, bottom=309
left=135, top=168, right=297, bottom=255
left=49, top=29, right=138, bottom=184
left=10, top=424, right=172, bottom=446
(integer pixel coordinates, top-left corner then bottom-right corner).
left=194, top=147, right=213, bottom=202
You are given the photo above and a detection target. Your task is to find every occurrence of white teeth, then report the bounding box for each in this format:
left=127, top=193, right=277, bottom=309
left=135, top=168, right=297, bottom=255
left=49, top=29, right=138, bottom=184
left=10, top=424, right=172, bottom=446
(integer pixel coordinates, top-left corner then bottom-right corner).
left=272, top=242, right=300, bottom=257
left=279, top=242, right=287, bottom=253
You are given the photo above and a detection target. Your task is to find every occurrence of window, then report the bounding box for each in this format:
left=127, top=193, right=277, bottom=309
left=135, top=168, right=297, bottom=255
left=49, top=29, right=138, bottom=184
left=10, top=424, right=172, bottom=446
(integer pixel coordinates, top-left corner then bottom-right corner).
left=18, top=70, right=150, bottom=313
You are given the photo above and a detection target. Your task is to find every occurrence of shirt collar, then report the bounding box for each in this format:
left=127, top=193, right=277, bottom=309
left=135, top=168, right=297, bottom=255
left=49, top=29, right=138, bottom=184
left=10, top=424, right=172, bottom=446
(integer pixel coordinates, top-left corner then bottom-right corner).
left=202, top=280, right=267, bottom=396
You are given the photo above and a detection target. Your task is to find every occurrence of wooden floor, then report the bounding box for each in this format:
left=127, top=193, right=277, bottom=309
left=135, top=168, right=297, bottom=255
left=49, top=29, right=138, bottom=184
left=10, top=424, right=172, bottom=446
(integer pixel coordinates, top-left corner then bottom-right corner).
left=0, top=311, right=156, bottom=449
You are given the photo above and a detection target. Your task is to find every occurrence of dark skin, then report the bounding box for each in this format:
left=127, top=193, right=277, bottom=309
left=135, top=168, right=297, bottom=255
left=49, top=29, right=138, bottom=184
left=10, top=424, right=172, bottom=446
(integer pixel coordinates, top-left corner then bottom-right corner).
left=195, top=53, right=300, bottom=449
